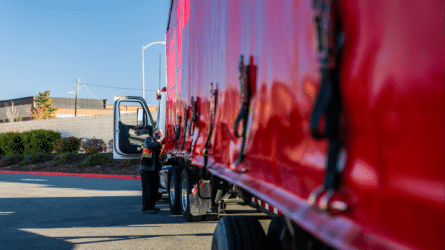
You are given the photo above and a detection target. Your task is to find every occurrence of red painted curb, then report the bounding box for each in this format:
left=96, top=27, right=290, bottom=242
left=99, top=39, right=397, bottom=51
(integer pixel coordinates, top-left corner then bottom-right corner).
left=0, top=170, right=141, bottom=179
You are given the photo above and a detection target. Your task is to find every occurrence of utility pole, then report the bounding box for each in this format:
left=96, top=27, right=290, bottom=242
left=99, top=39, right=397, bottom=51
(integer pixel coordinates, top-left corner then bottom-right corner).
left=75, top=78, right=79, bottom=117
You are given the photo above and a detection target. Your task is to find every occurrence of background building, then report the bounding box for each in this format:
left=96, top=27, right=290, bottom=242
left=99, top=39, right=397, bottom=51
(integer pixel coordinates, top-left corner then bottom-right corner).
left=0, top=97, right=156, bottom=122
left=0, top=96, right=35, bottom=123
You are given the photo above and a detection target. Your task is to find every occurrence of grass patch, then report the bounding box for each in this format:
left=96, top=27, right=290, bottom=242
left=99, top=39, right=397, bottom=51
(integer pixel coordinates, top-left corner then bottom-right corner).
left=19, top=153, right=54, bottom=166
left=82, top=153, right=113, bottom=166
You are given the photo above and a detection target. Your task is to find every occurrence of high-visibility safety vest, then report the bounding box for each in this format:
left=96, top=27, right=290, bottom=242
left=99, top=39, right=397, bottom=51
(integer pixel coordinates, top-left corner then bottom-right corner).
left=140, top=137, right=161, bottom=172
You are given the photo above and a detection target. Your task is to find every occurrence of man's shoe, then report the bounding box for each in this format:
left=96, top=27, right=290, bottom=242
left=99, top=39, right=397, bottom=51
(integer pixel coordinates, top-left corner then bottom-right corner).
left=157, top=193, right=163, bottom=201
left=142, top=207, right=160, bottom=214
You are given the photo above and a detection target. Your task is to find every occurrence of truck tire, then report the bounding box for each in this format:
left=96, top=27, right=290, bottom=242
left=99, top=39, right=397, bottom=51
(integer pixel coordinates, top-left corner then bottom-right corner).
left=211, top=216, right=266, bottom=250
left=267, top=216, right=331, bottom=250
left=180, top=168, right=202, bottom=221
left=168, top=166, right=182, bottom=215
left=267, top=216, right=287, bottom=250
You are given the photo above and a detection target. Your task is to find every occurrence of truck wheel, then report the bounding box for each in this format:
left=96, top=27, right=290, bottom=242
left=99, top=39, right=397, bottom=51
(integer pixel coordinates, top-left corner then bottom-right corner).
left=211, top=216, right=266, bottom=250
left=180, top=168, right=202, bottom=221
left=267, top=216, right=330, bottom=250
left=168, top=166, right=182, bottom=215
left=267, top=216, right=287, bottom=250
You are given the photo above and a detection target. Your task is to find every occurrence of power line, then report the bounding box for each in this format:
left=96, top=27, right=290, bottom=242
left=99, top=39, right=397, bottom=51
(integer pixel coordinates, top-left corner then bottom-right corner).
left=80, top=84, right=107, bottom=106
left=81, top=82, right=157, bottom=91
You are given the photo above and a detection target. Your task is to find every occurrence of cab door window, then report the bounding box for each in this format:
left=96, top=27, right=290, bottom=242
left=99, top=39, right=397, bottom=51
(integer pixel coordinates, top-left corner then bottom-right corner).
left=117, top=100, right=153, bottom=154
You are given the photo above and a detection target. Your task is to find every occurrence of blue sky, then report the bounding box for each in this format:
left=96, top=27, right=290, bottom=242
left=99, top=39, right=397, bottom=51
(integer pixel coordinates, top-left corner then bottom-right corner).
left=0, top=0, right=171, bottom=106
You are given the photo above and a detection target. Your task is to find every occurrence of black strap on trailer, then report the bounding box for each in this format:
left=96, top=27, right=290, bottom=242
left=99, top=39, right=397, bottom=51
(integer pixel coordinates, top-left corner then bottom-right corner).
left=232, top=55, right=256, bottom=168
left=180, top=105, right=189, bottom=151
left=174, top=113, right=182, bottom=149
left=309, top=0, right=345, bottom=211
left=204, top=83, right=217, bottom=168
left=311, top=67, right=342, bottom=191
left=189, top=96, right=198, bottom=136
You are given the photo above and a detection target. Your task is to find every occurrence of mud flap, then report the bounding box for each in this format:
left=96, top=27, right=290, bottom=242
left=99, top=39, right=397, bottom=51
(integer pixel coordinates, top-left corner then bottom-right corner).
left=189, top=180, right=213, bottom=216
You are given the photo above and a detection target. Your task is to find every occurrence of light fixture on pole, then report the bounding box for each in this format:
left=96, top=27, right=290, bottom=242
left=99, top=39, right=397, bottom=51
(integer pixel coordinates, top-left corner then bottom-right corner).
left=142, top=41, right=165, bottom=100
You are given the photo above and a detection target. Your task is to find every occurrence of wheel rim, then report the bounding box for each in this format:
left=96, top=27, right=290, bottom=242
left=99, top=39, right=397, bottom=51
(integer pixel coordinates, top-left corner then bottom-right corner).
left=169, top=175, right=175, bottom=205
left=181, top=178, right=188, bottom=212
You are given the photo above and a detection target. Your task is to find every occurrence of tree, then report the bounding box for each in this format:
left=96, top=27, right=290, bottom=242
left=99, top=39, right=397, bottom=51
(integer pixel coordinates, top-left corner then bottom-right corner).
left=31, top=91, right=59, bottom=120
left=29, top=105, right=45, bottom=120
left=6, top=101, right=19, bottom=122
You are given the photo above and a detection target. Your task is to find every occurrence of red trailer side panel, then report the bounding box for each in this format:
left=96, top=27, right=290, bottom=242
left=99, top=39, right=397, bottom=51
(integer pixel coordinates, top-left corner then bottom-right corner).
left=166, top=0, right=445, bottom=249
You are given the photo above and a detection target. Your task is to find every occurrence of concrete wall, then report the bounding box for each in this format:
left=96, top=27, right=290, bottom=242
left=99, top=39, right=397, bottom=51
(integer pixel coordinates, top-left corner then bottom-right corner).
left=0, top=110, right=157, bottom=143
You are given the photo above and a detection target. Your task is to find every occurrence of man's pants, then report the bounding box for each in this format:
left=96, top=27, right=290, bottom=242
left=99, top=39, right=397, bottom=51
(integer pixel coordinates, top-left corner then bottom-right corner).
left=140, top=170, right=160, bottom=210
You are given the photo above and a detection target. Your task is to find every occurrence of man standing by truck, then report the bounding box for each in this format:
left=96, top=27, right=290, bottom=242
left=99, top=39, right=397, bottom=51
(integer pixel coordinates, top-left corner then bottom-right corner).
left=140, top=129, right=163, bottom=214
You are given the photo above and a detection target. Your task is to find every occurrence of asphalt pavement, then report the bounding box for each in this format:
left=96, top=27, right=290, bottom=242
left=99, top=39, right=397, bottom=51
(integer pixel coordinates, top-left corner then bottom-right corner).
left=0, top=173, right=218, bottom=250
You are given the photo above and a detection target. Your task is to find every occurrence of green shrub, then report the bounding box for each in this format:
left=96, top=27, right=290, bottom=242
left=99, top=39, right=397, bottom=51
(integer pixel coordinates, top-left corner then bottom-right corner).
left=82, top=153, right=113, bottom=166
left=1, top=155, right=24, bottom=166
left=120, top=159, right=139, bottom=168
left=22, top=130, right=61, bottom=154
left=0, top=134, right=9, bottom=156
left=81, top=138, right=107, bottom=155
left=53, top=137, right=81, bottom=154
left=19, top=153, right=54, bottom=166
left=85, top=146, right=100, bottom=155
left=53, top=153, right=84, bottom=164
left=0, top=132, right=24, bottom=155
left=0, top=130, right=61, bottom=156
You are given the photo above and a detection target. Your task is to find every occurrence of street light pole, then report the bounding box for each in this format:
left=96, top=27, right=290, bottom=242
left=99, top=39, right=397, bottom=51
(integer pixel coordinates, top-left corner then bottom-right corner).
left=75, top=78, right=79, bottom=117
left=142, top=41, right=165, bottom=100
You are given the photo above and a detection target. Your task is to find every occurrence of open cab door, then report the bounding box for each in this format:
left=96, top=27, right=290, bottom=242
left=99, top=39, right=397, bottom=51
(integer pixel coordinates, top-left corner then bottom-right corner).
left=113, top=96, right=154, bottom=159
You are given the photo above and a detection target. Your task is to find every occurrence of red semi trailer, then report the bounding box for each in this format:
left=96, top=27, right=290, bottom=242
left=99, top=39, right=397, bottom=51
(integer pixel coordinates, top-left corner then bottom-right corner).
left=113, top=0, right=444, bottom=249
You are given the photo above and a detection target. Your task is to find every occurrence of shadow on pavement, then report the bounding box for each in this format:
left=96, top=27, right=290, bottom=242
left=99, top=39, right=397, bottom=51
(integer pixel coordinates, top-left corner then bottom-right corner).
left=0, top=173, right=216, bottom=249
left=0, top=195, right=206, bottom=249
left=0, top=173, right=141, bottom=191
left=0, top=229, right=74, bottom=250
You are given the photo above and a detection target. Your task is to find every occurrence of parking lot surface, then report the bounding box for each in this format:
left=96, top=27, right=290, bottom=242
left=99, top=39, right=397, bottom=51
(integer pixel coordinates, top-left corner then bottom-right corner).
left=0, top=173, right=268, bottom=250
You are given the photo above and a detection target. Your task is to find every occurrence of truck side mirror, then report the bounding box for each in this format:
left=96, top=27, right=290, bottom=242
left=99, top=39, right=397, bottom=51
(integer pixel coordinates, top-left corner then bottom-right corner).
left=157, top=87, right=167, bottom=100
